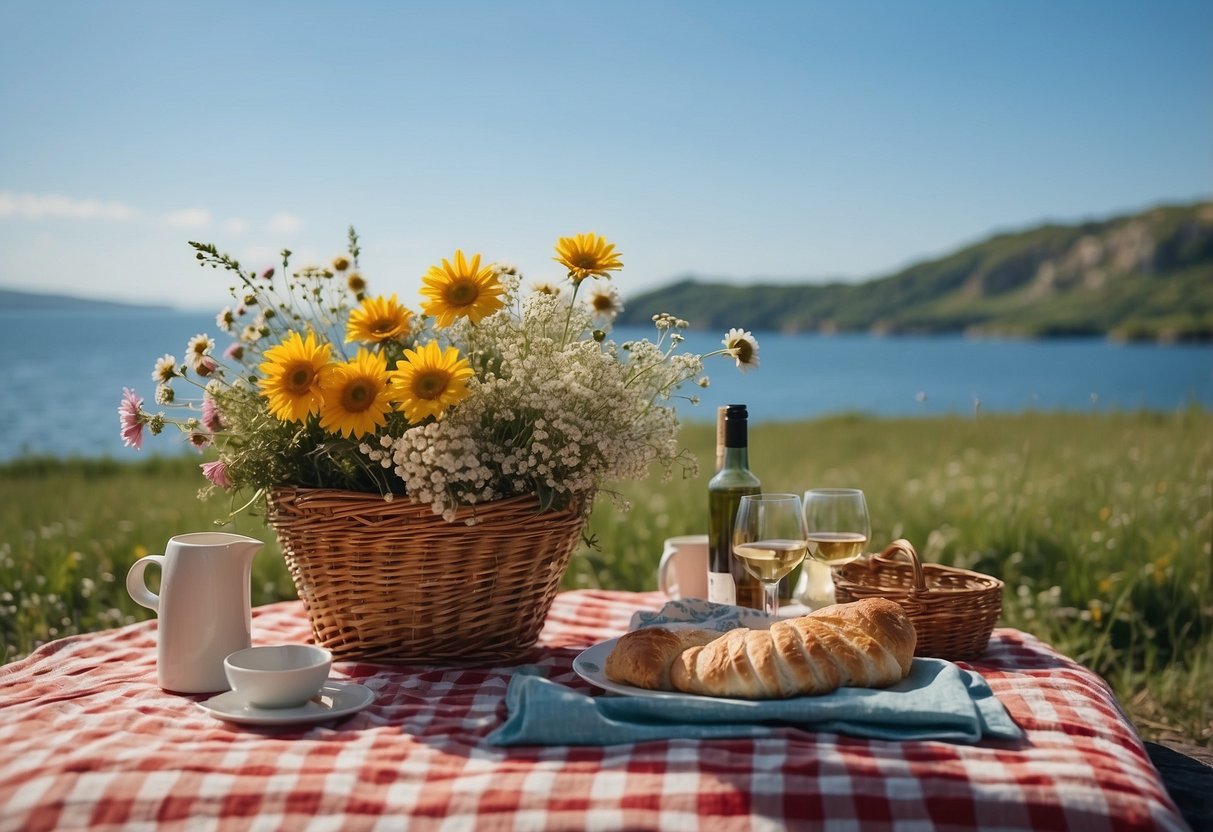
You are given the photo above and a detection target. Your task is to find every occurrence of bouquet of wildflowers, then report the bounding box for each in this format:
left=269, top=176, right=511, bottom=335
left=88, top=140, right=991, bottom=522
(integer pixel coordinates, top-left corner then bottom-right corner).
left=119, top=229, right=760, bottom=521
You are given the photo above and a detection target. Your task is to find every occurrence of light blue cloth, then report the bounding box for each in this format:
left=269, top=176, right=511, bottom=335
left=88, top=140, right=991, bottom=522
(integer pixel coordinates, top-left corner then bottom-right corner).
left=487, top=599, right=1023, bottom=747
left=488, top=659, right=1022, bottom=746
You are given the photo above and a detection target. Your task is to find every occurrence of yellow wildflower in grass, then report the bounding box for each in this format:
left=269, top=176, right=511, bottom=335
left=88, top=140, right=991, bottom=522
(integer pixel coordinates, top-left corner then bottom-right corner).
left=390, top=340, right=474, bottom=423
left=1087, top=599, right=1103, bottom=624
left=554, top=233, right=623, bottom=283
left=258, top=330, right=332, bottom=422
left=346, top=293, right=413, bottom=344
left=318, top=348, right=394, bottom=438
left=420, top=250, right=505, bottom=328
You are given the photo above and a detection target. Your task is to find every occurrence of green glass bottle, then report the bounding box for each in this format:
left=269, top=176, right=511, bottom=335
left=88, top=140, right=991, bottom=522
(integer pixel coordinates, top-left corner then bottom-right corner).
left=707, top=404, right=762, bottom=608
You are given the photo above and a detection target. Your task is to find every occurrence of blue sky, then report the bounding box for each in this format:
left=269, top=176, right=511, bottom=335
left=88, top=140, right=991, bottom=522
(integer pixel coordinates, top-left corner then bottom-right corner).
left=1, top=0, right=1210, bottom=310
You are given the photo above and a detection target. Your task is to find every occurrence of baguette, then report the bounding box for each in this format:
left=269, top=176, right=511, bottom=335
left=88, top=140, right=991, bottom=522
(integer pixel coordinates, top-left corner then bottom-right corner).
left=669, top=598, right=916, bottom=699
left=604, top=627, right=719, bottom=690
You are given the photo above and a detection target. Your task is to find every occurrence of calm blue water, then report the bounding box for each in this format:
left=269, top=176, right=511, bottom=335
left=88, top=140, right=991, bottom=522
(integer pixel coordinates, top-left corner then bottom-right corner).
left=0, top=309, right=1209, bottom=461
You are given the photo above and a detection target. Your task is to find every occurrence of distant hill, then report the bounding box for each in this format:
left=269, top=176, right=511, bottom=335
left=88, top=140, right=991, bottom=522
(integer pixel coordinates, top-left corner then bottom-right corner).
left=618, top=201, right=1213, bottom=341
left=0, top=287, right=172, bottom=312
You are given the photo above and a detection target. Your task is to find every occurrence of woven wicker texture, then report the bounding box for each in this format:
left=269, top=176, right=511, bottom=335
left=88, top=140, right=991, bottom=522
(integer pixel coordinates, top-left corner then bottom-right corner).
left=833, top=539, right=1004, bottom=660
left=268, top=488, right=586, bottom=662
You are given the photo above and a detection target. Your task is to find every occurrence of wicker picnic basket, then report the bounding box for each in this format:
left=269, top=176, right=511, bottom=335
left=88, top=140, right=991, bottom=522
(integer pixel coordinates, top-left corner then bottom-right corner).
left=833, top=538, right=1004, bottom=660
left=266, top=487, right=587, bottom=663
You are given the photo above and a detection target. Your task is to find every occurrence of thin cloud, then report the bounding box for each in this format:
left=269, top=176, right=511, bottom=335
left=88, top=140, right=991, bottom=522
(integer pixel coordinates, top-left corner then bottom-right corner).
left=0, top=191, right=298, bottom=240
left=0, top=191, right=139, bottom=221
left=269, top=213, right=303, bottom=233
left=163, top=208, right=212, bottom=228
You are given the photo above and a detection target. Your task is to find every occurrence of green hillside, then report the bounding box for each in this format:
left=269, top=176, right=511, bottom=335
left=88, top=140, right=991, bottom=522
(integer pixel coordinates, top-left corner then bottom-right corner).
left=617, top=201, right=1213, bottom=341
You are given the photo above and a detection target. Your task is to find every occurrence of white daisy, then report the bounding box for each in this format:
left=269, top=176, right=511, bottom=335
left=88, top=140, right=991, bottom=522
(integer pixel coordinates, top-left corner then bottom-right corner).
left=722, top=328, right=760, bottom=372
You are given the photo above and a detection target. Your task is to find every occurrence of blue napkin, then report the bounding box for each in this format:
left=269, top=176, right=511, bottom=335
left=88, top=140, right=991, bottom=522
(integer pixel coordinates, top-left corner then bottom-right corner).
left=487, top=599, right=1023, bottom=747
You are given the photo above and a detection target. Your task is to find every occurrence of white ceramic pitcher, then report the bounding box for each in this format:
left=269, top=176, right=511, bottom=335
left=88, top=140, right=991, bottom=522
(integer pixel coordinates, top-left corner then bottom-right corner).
left=126, top=532, right=263, bottom=693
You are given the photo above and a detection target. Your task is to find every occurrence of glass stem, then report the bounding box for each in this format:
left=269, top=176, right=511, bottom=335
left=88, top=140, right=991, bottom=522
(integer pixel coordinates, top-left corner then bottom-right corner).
left=762, top=581, right=780, bottom=617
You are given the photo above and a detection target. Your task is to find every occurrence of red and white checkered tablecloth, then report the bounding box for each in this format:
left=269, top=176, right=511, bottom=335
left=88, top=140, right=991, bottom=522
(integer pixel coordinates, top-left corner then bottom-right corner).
left=0, top=590, right=1189, bottom=831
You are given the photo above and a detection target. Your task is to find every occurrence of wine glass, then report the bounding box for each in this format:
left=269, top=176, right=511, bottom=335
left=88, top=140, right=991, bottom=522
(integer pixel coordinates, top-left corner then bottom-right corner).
left=802, top=488, right=871, bottom=604
left=732, top=493, right=809, bottom=617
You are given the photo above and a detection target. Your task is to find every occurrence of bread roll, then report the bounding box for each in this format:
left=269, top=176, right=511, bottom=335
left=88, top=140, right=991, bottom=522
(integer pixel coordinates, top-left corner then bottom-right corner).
left=669, top=598, right=916, bottom=699
left=604, top=627, right=719, bottom=690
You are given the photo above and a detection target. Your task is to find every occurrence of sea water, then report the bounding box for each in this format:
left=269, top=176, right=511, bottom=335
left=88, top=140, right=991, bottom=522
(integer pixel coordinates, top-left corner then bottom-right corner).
left=0, top=309, right=1209, bottom=461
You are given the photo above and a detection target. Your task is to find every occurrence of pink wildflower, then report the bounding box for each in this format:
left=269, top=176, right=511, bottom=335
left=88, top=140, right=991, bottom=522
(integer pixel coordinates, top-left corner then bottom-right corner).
left=200, top=459, right=233, bottom=489
left=118, top=388, right=145, bottom=449
left=189, top=432, right=212, bottom=451
left=196, top=355, right=219, bottom=377
left=202, top=395, right=224, bottom=432
left=225, top=343, right=245, bottom=361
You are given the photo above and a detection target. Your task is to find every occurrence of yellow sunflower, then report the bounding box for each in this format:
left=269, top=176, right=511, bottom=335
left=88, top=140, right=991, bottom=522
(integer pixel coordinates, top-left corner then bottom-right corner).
left=553, top=233, right=623, bottom=283
left=258, top=330, right=332, bottom=423
left=318, top=348, right=394, bottom=438
left=345, top=293, right=413, bottom=344
left=419, top=249, right=505, bottom=328
left=389, top=340, right=474, bottom=423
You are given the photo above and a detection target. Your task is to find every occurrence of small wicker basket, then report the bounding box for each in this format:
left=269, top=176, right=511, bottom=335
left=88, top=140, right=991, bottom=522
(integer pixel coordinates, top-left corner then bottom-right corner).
left=832, top=539, right=1004, bottom=660
left=267, top=487, right=587, bottom=663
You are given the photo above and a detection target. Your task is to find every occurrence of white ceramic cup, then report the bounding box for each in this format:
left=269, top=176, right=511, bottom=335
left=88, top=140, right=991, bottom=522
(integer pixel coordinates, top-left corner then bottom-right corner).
left=223, top=645, right=333, bottom=709
left=657, top=534, right=709, bottom=600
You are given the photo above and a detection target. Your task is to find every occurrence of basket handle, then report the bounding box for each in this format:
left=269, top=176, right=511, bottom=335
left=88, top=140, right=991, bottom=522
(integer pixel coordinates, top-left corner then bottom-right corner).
left=875, top=539, right=929, bottom=595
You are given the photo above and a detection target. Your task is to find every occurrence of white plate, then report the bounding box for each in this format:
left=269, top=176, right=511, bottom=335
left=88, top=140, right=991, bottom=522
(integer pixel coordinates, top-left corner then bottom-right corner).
left=198, top=680, right=374, bottom=726
left=572, top=637, right=756, bottom=704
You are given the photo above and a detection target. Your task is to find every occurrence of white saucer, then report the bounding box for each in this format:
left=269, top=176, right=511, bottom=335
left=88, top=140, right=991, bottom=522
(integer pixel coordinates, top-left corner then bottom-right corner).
left=198, top=680, right=374, bottom=726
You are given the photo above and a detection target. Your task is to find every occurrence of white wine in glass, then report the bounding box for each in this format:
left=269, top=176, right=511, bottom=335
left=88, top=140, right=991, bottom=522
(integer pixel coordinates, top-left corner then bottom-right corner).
left=803, top=488, right=871, bottom=567
left=732, top=493, right=809, bottom=617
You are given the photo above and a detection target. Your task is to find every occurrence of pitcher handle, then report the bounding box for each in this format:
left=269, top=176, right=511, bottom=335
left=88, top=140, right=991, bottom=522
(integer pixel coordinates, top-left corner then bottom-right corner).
left=126, top=555, right=165, bottom=612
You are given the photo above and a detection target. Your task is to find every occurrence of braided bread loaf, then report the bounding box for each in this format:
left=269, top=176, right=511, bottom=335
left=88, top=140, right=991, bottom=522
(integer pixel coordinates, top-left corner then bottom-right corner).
left=669, top=598, right=916, bottom=699
left=604, top=627, right=719, bottom=690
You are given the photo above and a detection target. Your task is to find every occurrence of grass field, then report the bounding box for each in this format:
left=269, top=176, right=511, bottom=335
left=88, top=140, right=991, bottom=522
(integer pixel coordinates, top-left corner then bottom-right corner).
left=2, top=410, right=1210, bottom=747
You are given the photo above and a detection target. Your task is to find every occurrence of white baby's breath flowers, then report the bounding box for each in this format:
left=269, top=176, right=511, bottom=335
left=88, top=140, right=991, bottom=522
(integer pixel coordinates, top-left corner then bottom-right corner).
left=366, top=279, right=710, bottom=519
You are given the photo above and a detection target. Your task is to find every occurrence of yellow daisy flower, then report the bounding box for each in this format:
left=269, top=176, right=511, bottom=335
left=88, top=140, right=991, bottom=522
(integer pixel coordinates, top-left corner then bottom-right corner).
left=554, top=233, right=623, bottom=283
left=345, top=293, right=413, bottom=344
left=389, top=340, right=474, bottom=423
left=318, top=348, right=394, bottom=438
left=419, top=250, right=505, bottom=328
left=258, top=330, right=332, bottom=423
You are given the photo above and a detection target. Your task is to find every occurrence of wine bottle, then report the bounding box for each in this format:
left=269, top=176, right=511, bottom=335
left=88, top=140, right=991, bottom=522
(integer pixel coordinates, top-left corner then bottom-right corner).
left=707, top=404, right=762, bottom=608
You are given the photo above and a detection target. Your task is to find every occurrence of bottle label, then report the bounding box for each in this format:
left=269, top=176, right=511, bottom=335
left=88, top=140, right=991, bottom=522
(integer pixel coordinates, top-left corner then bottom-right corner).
left=707, top=571, right=737, bottom=606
